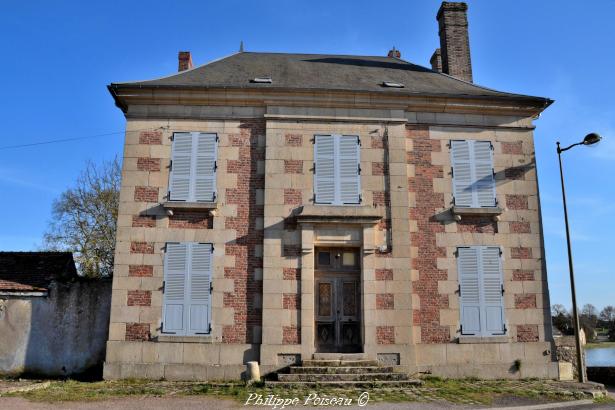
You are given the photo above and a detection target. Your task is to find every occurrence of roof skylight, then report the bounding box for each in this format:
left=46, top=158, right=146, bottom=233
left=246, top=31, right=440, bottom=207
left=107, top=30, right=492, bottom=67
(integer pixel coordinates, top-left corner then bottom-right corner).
left=251, top=77, right=272, bottom=84
left=382, top=81, right=405, bottom=88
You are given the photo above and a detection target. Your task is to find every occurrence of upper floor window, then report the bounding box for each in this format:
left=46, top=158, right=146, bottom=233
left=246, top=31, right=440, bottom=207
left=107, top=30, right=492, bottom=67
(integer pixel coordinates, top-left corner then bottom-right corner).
left=162, top=242, right=213, bottom=336
left=169, top=132, right=218, bottom=202
left=457, top=246, right=506, bottom=337
left=314, top=134, right=361, bottom=205
left=450, top=140, right=496, bottom=208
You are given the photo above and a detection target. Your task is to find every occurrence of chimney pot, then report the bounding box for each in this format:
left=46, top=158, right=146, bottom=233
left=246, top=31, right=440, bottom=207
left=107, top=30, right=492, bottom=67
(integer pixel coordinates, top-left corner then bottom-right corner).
left=178, top=51, right=193, bottom=72
left=436, top=2, right=473, bottom=82
left=387, top=47, right=401, bottom=59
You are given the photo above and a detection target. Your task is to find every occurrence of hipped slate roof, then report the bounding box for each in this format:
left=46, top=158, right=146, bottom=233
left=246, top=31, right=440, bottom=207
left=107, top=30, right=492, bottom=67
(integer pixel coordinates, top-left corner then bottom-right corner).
left=110, top=52, right=550, bottom=104
left=0, top=252, right=78, bottom=292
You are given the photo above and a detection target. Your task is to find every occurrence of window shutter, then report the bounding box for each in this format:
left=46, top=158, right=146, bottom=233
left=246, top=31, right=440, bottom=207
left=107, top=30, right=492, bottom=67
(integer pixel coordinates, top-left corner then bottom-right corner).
left=473, top=141, right=496, bottom=207
left=314, top=135, right=335, bottom=204
left=162, top=243, right=188, bottom=334
left=458, top=247, right=481, bottom=335
left=480, top=246, right=505, bottom=335
left=450, top=140, right=474, bottom=207
left=450, top=140, right=496, bottom=207
left=188, top=243, right=212, bottom=334
left=193, top=133, right=217, bottom=202
left=338, top=135, right=361, bottom=204
left=169, top=133, right=193, bottom=201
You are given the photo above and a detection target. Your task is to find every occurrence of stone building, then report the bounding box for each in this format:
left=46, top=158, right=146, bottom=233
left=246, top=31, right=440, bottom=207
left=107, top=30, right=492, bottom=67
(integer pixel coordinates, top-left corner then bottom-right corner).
left=0, top=252, right=111, bottom=376
left=104, top=2, right=559, bottom=380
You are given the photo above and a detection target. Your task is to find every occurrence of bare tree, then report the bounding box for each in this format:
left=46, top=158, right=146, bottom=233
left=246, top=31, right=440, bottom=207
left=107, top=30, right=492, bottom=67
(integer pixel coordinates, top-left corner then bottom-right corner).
left=552, top=304, right=568, bottom=317
left=44, top=158, right=121, bottom=278
left=552, top=304, right=573, bottom=335
left=599, top=306, right=615, bottom=323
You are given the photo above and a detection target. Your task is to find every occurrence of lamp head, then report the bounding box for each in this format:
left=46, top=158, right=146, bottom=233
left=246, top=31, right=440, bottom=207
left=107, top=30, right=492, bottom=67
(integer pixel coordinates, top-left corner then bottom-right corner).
left=583, top=133, right=601, bottom=146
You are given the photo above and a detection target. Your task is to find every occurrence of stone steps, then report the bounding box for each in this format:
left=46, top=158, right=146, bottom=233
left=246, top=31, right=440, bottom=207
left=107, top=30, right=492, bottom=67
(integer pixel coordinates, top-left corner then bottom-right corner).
left=278, top=372, right=409, bottom=382
left=301, top=359, right=380, bottom=367
left=290, top=366, right=395, bottom=374
left=265, top=380, right=423, bottom=387
left=270, top=354, right=421, bottom=387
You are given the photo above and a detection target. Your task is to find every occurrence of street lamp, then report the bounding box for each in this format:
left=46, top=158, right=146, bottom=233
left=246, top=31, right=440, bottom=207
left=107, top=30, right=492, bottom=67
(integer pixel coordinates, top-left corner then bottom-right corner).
left=556, top=132, right=601, bottom=383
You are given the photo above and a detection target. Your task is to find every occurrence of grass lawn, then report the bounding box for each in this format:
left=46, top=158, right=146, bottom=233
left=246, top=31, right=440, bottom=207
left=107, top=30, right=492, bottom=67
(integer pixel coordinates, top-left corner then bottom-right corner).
left=3, top=377, right=607, bottom=406
left=586, top=341, right=615, bottom=349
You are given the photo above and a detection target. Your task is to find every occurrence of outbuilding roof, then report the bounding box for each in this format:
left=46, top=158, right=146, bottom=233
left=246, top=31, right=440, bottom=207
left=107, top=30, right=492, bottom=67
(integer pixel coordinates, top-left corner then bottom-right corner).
left=0, top=252, right=78, bottom=293
left=109, top=52, right=550, bottom=105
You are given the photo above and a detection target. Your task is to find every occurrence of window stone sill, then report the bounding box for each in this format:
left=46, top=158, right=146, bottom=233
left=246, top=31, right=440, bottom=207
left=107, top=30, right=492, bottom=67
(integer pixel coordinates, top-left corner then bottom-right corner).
left=451, top=206, right=503, bottom=221
left=156, top=335, right=214, bottom=343
left=295, top=205, right=384, bottom=224
left=458, top=335, right=509, bottom=344
left=162, top=201, right=218, bottom=214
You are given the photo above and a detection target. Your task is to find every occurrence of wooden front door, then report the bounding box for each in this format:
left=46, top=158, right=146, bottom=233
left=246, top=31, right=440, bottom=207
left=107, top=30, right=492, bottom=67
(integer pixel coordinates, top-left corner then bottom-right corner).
left=314, top=248, right=361, bottom=353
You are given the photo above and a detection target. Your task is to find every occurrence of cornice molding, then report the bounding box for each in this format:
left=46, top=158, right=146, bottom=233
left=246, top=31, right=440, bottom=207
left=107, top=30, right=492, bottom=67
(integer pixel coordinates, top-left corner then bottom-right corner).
left=110, top=86, right=549, bottom=118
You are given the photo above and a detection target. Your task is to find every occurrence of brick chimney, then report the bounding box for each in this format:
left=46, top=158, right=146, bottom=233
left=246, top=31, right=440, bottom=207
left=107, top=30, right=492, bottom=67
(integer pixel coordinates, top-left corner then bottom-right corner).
left=387, top=47, right=401, bottom=59
left=430, top=48, right=442, bottom=72
left=178, top=51, right=193, bottom=72
left=435, top=2, right=473, bottom=82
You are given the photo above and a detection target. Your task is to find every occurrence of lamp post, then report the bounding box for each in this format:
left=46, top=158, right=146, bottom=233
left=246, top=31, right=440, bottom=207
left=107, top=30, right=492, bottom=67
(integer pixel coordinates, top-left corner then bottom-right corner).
left=556, top=132, right=601, bottom=383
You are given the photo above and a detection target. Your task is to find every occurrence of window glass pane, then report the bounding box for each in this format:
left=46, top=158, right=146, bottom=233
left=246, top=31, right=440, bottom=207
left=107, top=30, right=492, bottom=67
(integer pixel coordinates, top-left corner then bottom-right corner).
left=342, top=252, right=355, bottom=266
left=318, top=252, right=331, bottom=266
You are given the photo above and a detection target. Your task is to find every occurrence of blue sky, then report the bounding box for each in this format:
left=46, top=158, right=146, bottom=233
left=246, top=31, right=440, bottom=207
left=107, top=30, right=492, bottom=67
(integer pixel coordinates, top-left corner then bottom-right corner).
left=1, top=1, right=613, bottom=311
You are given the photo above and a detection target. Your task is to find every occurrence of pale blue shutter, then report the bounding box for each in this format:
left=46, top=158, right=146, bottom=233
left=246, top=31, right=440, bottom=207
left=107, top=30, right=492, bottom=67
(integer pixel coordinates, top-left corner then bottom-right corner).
left=338, top=135, right=361, bottom=204
left=451, top=140, right=474, bottom=207
left=314, top=135, right=335, bottom=204
left=169, top=133, right=193, bottom=201
left=188, top=243, right=212, bottom=335
left=163, top=243, right=188, bottom=334
left=473, top=141, right=496, bottom=207
left=194, top=133, right=217, bottom=202
left=458, top=247, right=481, bottom=335
left=480, top=247, right=505, bottom=335
left=451, top=140, right=496, bottom=207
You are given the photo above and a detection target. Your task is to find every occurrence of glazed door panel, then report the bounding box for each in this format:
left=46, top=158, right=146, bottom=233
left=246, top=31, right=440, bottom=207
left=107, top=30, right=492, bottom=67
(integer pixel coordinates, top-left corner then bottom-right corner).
left=315, top=276, right=361, bottom=352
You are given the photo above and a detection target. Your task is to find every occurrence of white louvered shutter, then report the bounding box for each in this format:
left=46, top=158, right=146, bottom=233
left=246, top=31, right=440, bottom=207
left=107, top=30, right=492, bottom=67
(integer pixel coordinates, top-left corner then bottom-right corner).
left=163, top=243, right=188, bottom=334
left=314, top=135, right=336, bottom=204
left=169, top=133, right=193, bottom=201
left=473, top=141, right=496, bottom=207
left=451, top=140, right=496, bottom=208
left=338, top=135, right=361, bottom=204
left=188, top=243, right=212, bottom=334
left=458, top=247, right=481, bottom=335
left=451, top=140, right=474, bottom=207
left=194, top=133, right=217, bottom=202
left=480, top=247, right=505, bottom=335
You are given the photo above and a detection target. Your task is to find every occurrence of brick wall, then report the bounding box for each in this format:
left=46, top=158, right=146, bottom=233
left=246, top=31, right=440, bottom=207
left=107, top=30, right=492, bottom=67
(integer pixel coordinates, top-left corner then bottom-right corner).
left=125, top=323, right=150, bottom=341
left=127, top=290, right=151, bottom=307
left=407, top=125, right=450, bottom=343
left=376, top=326, right=395, bottom=344
left=222, top=119, right=264, bottom=344
left=517, top=324, right=539, bottom=342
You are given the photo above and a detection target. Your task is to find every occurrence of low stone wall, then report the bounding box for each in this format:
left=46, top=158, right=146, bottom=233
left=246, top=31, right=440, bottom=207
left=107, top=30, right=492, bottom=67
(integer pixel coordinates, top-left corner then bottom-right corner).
left=587, top=367, right=615, bottom=385
left=0, top=279, right=112, bottom=377
left=554, top=335, right=586, bottom=380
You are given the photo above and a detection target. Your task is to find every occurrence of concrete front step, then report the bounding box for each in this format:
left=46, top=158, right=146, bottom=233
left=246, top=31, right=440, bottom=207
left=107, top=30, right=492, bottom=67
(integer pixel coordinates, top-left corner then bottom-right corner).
left=278, top=372, right=409, bottom=382
left=312, top=353, right=367, bottom=360
left=290, top=366, right=395, bottom=374
left=301, top=359, right=380, bottom=367
left=266, top=380, right=423, bottom=387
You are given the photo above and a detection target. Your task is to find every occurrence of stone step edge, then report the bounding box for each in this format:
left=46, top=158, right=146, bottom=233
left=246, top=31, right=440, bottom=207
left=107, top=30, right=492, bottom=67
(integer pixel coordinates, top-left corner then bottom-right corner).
left=278, top=373, right=407, bottom=377
left=289, top=366, right=396, bottom=373
left=301, top=360, right=380, bottom=366
left=266, top=380, right=423, bottom=387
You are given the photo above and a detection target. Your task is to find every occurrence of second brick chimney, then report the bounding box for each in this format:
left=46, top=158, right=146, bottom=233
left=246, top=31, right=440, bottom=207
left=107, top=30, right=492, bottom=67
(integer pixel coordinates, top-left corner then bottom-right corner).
left=435, top=2, right=472, bottom=82
left=178, top=51, right=193, bottom=72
